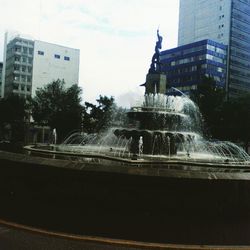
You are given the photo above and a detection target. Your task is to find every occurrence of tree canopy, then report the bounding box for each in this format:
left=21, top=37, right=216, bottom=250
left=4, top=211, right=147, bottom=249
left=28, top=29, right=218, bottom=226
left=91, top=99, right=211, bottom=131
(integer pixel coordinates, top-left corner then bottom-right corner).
left=31, top=79, right=83, bottom=142
left=83, top=95, right=115, bottom=133
left=219, top=93, right=250, bottom=151
left=190, top=76, right=226, bottom=137
left=0, top=94, right=28, bottom=142
left=190, top=76, right=250, bottom=152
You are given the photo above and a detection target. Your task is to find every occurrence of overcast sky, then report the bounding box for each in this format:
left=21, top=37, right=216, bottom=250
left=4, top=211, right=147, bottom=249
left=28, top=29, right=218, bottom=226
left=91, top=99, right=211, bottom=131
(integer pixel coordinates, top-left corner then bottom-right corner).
left=0, top=0, right=179, bottom=107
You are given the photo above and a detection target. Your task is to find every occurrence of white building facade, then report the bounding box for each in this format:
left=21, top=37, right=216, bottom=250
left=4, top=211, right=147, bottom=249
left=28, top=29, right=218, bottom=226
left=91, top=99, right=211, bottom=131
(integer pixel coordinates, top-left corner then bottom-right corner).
left=178, top=0, right=250, bottom=96
left=1, top=32, right=80, bottom=98
left=32, top=41, right=80, bottom=97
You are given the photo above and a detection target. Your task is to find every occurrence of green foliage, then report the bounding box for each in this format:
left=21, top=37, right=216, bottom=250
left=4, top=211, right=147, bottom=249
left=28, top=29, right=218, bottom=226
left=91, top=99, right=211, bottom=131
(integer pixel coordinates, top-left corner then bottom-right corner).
left=83, top=95, right=115, bottom=133
left=190, top=76, right=250, bottom=151
left=31, top=79, right=83, bottom=142
left=0, top=95, right=28, bottom=142
left=190, top=76, right=226, bottom=137
left=220, top=93, right=250, bottom=150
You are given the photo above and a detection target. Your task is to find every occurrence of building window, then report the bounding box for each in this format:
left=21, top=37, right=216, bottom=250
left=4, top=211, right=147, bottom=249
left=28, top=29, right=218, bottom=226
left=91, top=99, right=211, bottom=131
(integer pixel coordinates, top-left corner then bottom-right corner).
left=13, top=84, right=19, bottom=90
left=22, top=57, right=27, bottom=63
left=21, top=75, right=26, bottom=82
left=14, top=74, right=20, bottom=81
left=54, top=54, right=60, bottom=59
left=15, top=46, right=21, bottom=52
left=14, top=65, right=20, bottom=71
left=64, top=56, right=70, bottom=61
left=22, top=66, right=26, bottom=72
left=23, top=47, right=28, bottom=54
left=28, top=58, right=33, bottom=64
left=38, top=50, right=44, bottom=55
left=29, top=48, right=33, bottom=55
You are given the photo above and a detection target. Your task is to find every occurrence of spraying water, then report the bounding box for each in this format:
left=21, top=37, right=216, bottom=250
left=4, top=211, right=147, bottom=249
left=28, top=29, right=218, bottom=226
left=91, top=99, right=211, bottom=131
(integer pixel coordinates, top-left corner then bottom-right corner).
left=58, top=93, right=250, bottom=165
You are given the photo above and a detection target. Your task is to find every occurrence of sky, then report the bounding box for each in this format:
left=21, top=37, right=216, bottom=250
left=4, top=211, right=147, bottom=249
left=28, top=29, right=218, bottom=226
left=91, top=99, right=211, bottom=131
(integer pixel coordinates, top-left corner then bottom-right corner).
left=0, top=0, right=180, bottom=107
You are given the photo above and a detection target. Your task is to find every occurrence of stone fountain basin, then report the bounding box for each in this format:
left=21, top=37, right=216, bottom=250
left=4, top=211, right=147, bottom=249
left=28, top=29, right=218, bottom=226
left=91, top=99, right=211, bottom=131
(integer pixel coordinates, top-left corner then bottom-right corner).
left=1, top=147, right=250, bottom=245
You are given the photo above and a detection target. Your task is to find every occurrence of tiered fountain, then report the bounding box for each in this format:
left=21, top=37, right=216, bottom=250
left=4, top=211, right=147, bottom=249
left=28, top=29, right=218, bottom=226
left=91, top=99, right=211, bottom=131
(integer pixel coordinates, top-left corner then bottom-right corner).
left=1, top=30, right=250, bottom=247
left=57, top=29, right=250, bottom=167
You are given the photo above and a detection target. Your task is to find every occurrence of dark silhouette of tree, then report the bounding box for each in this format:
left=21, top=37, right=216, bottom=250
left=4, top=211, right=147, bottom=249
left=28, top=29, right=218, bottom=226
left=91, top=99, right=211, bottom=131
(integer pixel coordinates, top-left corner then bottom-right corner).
left=190, top=76, right=226, bottom=138
left=0, top=94, right=28, bottom=143
left=220, top=93, right=250, bottom=151
left=83, top=95, right=115, bottom=133
left=31, top=79, right=83, bottom=142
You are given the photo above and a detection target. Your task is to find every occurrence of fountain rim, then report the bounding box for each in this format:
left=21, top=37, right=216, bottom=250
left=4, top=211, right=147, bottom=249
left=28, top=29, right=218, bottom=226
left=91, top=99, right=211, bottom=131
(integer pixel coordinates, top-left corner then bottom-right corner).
left=130, top=106, right=186, bottom=115
left=23, top=145, right=250, bottom=170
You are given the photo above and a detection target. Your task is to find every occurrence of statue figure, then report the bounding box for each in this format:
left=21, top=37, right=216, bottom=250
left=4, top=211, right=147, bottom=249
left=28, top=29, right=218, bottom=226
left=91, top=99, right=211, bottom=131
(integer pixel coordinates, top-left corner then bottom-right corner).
left=149, top=29, right=163, bottom=73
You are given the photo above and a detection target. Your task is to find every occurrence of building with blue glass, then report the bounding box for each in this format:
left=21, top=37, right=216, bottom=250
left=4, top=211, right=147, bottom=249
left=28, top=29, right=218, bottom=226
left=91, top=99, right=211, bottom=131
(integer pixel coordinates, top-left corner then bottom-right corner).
left=178, top=0, right=250, bottom=97
left=160, top=39, right=227, bottom=93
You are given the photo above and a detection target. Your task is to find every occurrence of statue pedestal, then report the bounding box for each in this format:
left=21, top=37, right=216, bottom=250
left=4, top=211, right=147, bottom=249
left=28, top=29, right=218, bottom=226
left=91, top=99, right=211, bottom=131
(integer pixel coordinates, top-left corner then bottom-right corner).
left=144, top=73, right=167, bottom=95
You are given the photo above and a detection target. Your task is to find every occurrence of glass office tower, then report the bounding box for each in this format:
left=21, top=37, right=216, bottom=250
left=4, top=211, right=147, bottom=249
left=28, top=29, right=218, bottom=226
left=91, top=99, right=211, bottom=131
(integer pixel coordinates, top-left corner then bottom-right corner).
left=160, top=39, right=227, bottom=93
left=178, top=0, right=250, bottom=96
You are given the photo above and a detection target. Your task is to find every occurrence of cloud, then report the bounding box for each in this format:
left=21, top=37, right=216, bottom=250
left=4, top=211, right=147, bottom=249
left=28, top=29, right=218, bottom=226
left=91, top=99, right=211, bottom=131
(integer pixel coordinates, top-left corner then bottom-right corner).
left=0, top=0, right=179, bottom=107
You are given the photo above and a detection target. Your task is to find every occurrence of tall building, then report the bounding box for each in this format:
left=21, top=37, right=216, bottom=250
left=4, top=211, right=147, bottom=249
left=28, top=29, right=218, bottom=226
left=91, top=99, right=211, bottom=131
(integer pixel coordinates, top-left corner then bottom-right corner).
left=160, top=39, right=227, bottom=93
left=178, top=0, right=250, bottom=96
left=1, top=32, right=80, bottom=98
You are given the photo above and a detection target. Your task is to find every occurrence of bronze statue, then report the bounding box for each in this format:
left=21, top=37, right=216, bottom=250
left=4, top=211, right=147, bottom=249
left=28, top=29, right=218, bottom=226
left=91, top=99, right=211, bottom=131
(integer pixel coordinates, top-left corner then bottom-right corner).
left=149, top=29, right=163, bottom=73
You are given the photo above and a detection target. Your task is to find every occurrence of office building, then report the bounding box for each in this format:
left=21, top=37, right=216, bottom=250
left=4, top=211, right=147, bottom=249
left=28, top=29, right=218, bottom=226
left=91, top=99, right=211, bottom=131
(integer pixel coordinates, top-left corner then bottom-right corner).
left=2, top=32, right=80, bottom=98
left=32, top=40, right=80, bottom=97
left=160, top=39, right=227, bottom=93
left=178, top=0, right=250, bottom=96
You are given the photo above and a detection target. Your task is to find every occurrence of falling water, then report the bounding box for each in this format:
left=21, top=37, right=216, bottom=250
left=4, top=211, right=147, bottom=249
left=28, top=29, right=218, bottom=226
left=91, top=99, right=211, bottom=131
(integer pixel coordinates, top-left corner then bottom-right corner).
left=58, top=92, right=250, bottom=165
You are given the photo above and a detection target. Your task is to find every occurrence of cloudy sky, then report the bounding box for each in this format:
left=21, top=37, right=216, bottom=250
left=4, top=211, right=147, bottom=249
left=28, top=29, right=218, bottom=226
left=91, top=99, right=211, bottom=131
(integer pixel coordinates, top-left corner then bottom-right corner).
left=0, top=0, right=179, bottom=107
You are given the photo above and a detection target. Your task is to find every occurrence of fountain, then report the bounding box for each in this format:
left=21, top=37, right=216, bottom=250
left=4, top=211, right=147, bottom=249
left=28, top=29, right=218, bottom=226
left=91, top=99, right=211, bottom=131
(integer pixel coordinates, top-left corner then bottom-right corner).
left=57, top=91, right=250, bottom=166
left=1, top=30, right=250, bottom=247
left=56, top=30, right=250, bottom=166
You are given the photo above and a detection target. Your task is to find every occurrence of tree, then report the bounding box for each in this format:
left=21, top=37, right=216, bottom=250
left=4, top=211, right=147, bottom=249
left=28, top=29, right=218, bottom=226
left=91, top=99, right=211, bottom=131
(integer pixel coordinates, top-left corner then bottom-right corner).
left=0, top=94, right=28, bottom=143
left=32, top=79, right=83, bottom=142
left=220, top=93, right=250, bottom=151
left=190, top=76, right=226, bottom=138
left=83, top=95, right=115, bottom=133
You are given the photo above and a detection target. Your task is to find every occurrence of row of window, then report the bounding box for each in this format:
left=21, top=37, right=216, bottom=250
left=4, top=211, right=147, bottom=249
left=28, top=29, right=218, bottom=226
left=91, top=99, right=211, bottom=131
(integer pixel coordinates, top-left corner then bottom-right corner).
left=231, top=29, right=250, bottom=44
left=169, top=54, right=225, bottom=66
left=161, top=44, right=226, bottom=61
left=38, top=50, right=70, bottom=61
left=232, top=9, right=250, bottom=25
left=231, top=38, right=250, bottom=54
left=13, top=83, right=31, bottom=92
left=14, top=56, right=33, bottom=64
left=233, top=1, right=250, bottom=16
left=14, top=65, right=32, bottom=73
left=13, top=39, right=34, bottom=46
left=13, top=46, right=33, bottom=55
left=13, top=74, right=32, bottom=83
left=231, top=47, right=250, bottom=60
left=170, top=74, right=224, bottom=85
left=230, top=76, right=250, bottom=88
left=231, top=67, right=250, bottom=79
left=166, top=64, right=225, bottom=78
left=231, top=58, right=250, bottom=69
left=232, top=20, right=250, bottom=34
